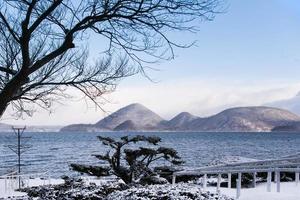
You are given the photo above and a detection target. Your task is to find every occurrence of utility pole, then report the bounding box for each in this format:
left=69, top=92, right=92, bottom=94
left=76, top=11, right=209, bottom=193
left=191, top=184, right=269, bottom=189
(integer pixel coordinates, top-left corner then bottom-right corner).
left=5, top=126, right=32, bottom=189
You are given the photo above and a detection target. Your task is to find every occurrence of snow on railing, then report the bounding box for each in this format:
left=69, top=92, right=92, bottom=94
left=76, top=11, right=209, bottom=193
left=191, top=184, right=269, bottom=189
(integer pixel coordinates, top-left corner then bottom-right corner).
left=172, top=156, right=300, bottom=200
left=186, top=155, right=300, bottom=173
left=175, top=163, right=300, bottom=175
left=0, top=171, right=51, bottom=195
left=0, top=171, right=18, bottom=195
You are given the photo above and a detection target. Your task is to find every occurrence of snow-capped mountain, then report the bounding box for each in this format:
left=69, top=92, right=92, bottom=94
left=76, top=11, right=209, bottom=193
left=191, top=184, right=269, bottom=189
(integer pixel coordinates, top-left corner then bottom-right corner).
left=61, top=103, right=300, bottom=132
left=165, top=112, right=198, bottom=130
left=95, top=103, right=164, bottom=130
left=187, top=106, right=300, bottom=132
left=61, top=103, right=165, bottom=132
left=113, top=120, right=138, bottom=131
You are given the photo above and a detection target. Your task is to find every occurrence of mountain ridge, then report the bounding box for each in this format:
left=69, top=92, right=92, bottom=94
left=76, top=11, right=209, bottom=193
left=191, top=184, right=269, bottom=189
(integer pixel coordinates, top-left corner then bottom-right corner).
left=95, top=103, right=164, bottom=130
left=0, top=123, right=62, bottom=132
left=61, top=104, right=300, bottom=132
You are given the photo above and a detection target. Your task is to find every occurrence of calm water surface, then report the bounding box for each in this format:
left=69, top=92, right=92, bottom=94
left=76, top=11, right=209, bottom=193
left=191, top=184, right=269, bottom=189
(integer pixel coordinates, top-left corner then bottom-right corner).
left=1, top=132, right=300, bottom=177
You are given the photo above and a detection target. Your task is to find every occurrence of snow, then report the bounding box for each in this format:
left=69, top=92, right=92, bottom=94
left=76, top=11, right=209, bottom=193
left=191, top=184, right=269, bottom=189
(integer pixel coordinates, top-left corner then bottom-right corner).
left=0, top=176, right=120, bottom=199
left=0, top=179, right=26, bottom=199
left=108, top=182, right=300, bottom=200
left=0, top=178, right=63, bottom=199
left=107, top=183, right=233, bottom=200
left=82, top=176, right=121, bottom=186
left=1, top=176, right=300, bottom=200
left=207, top=182, right=300, bottom=200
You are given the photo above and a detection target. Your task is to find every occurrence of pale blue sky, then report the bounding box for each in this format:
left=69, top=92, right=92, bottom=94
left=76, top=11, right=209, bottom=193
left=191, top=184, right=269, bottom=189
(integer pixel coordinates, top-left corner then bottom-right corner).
left=115, top=0, right=300, bottom=83
left=4, top=0, right=300, bottom=126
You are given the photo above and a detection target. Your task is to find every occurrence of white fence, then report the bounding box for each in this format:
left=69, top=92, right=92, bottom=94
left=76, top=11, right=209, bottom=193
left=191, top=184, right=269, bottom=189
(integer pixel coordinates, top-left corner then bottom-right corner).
left=0, top=171, right=51, bottom=195
left=172, top=155, right=300, bottom=199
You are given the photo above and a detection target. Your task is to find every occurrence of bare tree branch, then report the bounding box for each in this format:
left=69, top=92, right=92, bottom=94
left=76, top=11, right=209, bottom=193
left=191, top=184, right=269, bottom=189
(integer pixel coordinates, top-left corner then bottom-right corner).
left=0, top=0, right=221, bottom=118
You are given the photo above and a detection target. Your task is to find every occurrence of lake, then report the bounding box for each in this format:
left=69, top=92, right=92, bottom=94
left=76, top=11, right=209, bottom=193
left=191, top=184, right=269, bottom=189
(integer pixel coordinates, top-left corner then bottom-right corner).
left=1, top=131, right=300, bottom=178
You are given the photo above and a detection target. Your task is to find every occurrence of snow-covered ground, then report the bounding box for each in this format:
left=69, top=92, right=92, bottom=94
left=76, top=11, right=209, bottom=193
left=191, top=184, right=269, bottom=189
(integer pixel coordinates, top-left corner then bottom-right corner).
left=1, top=177, right=300, bottom=199
left=0, top=178, right=63, bottom=199
left=107, top=183, right=232, bottom=200
left=207, top=182, right=300, bottom=200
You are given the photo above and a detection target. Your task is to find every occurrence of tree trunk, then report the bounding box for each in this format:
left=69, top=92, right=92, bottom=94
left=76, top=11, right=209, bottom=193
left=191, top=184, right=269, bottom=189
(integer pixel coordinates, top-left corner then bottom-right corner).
left=0, top=71, right=28, bottom=118
left=0, top=101, right=8, bottom=118
left=0, top=87, right=15, bottom=118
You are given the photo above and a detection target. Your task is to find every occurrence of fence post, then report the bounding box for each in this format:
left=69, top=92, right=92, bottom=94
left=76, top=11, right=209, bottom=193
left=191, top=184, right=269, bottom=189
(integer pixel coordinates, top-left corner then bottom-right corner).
left=172, top=175, right=176, bottom=185
left=5, top=176, right=7, bottom=194
left=253, top=172, right=256, bottom=188
left=276, top=171, right=280, bottom=193
left=217, top=174, right=221, bottom=193
left=267, top=171, right=272, bottom=192
left=236, top=173, right=242, bottom=199
left=228, top=173, right=231, bottom=188
left=296, top=170, right=299, bottom=186
left=48, top=174, right=51, bottom=185
left=25, top=175, right=28, bottom=188
left=203, top=174, right=207, bottom=190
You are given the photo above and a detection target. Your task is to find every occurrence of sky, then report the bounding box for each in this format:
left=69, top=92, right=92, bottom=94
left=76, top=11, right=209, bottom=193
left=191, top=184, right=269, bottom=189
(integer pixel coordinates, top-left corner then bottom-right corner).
left=3, top=0, right=300, bottom=126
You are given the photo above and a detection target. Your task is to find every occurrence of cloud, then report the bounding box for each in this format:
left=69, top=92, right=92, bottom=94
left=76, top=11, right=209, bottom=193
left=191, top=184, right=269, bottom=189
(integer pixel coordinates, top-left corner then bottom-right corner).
left=106, top=79, right=300, bottom=118
left=2, top=79, right=300, bottom=125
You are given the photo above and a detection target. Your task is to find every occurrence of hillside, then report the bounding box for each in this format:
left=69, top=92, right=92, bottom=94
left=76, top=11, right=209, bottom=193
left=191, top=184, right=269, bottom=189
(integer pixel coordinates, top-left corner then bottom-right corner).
left=272, top=121, right=300, bottom=132
left=0, top=123, right=62, bottom=132
left=0, top=123, right=12, bottom=132
left=165, top=112, right=198, bottom=130
left=61, top=103, right=165, bottom=132
left=61, top=104, right=300, bottom=132
left=188, top=106, right=300, bottom=132
left=59, top=124, right=100, bottom=132
left=113, top=120, right=138, bottom=131
left=95, top=103, right=164, bottom=130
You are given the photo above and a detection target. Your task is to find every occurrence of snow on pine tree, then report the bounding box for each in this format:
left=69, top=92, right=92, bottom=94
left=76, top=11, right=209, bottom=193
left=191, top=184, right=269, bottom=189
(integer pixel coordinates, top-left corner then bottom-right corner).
left=71, top=135, right=183, bottom=184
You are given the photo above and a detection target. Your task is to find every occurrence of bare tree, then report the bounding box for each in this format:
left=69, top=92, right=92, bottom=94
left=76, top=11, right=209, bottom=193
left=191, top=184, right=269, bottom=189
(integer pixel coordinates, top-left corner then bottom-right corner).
left=0, top=0, right=220, bottom=118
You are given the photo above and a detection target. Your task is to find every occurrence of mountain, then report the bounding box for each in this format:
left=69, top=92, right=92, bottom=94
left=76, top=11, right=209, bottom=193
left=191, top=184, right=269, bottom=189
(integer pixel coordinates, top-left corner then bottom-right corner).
left=265, top=92, right=300, bottom=115
left=113, top=120, right=138, bottom=131
left=0, top=123, right=12, bottom=132
left=272, top=124, right=300, bottom=132
left=0, top=123, right=62, bottom=132
left=61, top=103, right=165, bottom=132
left=165, top=112, right=198, bottom=130
left=60, top=124, right=99, bottom=132
left=188, top=106, right=300, bottom=132
left=95, top=103, right=164, bottom=130
left=26, top=125, right=62, bottom=132
left=61, top=104, right=300, bottom=132
left=272, top=121, right=300, bottom=132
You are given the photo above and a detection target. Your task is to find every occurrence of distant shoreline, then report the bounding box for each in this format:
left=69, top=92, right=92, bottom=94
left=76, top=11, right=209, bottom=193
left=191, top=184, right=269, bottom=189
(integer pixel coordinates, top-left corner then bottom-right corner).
left=1, top=130, right=299, bottom=133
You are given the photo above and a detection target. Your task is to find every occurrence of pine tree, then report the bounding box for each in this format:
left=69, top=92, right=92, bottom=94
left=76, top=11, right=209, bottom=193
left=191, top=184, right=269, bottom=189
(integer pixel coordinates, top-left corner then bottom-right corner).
left=71, top=135, right=183, bottom=184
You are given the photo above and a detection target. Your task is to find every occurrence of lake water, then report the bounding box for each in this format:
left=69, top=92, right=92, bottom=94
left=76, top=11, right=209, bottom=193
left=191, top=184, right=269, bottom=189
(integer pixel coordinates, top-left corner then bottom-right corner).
left=1, top=132, right=300, bottom=178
